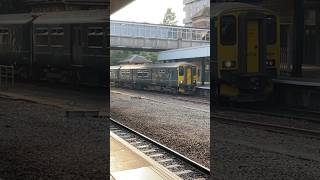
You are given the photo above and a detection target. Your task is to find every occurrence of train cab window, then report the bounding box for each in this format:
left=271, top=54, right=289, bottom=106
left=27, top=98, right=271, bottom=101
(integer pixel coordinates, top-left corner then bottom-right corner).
left=88, top=27, right=104, bottom=48
left=266, top=16, right=277, bottom=45
left=179, top=66, right=184, bottom=76
left=159, top=69, right=166, bottom=74
left=220, top=15, right=236, bottom=45
left=192, top=66, right=197, bottom=75
left=0, top=28, right=9, bottom=45
left=50, top=27, right=64, bottom=47
left=35, top=28, right=49, bottom=46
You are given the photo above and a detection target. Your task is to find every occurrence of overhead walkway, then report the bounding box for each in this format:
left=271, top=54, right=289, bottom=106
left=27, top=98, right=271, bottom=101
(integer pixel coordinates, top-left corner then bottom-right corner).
left=110, top=20, right=210, bottom=51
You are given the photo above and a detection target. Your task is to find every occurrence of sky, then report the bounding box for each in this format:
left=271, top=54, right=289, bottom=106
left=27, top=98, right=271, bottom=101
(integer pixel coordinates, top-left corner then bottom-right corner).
left=111, top=0, right=185, bottom=25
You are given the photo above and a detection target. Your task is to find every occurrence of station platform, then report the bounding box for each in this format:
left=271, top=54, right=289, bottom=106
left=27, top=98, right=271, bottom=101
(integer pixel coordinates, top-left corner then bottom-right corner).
left=196, top=85, right=210, bottom=97
left=110, top=132, right=181, bottom=180
left=273, top=66, right=320, bottom=110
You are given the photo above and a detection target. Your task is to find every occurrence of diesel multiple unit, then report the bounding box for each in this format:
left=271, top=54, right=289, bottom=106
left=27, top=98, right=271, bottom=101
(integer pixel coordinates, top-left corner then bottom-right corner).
left=0, top=10, right=107, bottom=85
left=211, top=3, right=280, bottom=102
left=111, top=62, right=198, bottom=94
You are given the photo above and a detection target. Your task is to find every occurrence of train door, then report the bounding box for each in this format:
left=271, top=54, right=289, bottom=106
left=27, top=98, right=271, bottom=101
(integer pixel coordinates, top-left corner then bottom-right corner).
left=239, top=14, right=267, bottom=74
left=246, top=20, right=260, bottom=73
left=71, top=25, right=83, bottom=66
left=185, top=65, right=192, bottom=85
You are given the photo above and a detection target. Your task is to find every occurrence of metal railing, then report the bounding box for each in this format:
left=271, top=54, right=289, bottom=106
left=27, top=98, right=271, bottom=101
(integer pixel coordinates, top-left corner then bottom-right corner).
left=110, top=20, right=210, bottom=42
left=280, top=47, right=292, bottom=76
left=0, top=65, right=14, bottom=90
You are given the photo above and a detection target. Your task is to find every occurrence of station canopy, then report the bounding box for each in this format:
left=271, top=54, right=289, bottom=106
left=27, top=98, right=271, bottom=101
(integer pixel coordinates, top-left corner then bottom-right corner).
left=158, top=45, right=210, bottom=61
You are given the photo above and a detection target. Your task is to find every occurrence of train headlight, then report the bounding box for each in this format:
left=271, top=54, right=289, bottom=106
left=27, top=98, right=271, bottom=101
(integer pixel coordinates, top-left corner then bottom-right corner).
left=180, top=80, right=183, bottom=84
left=223, top=60, right=236, bottom=69
left=266, top=59, right=275, bottom=67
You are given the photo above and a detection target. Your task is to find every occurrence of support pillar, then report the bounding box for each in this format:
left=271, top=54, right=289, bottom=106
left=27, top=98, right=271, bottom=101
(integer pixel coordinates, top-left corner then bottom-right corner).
left=201, top=59, right=205, bottom=85
left=292, top=0, right=305, bottom=77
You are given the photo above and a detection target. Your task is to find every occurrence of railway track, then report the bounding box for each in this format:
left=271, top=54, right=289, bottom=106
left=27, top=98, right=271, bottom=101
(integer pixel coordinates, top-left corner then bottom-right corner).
left=212, top=113, right=320, bottom=138
left=217, top=105, right=320, bottom=124
left=110, top=118, right=210, bottom=180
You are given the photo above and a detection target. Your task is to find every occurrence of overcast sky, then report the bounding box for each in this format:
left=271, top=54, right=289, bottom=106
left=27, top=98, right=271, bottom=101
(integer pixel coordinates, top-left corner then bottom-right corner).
left=111, top=0, right=185, bottom=25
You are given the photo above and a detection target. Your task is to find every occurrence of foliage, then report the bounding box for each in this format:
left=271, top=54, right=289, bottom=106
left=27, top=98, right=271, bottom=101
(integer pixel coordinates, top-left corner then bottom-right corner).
left=162, top=8, right=178, bottom=26
left=110, top=50, right=158, bottom=65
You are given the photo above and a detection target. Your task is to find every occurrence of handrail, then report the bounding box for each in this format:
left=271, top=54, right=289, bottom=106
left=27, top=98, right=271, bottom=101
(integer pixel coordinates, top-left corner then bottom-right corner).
left=110, top=20, right=210, bottom=41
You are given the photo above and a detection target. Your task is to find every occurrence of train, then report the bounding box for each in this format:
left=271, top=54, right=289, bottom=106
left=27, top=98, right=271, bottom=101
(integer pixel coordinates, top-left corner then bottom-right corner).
left=211, top=3, right=280, bottom=102
left=0, top=10, right=107, bottom=85
left=110, top=62, right=198, bottom=94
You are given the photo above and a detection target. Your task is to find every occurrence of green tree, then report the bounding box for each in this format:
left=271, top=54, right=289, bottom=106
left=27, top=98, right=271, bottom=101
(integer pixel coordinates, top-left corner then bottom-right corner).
left=110, top=50, right=158, bottom=65
left=162, top=8, right=178, bottom=26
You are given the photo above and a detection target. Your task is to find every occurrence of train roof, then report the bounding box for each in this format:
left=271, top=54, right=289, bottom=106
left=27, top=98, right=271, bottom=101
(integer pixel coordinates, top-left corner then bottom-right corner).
left=33, top=10, right=107, bottom=24
left=112, top=62, right=196, bottom=70
left=0, top=13, right=34, bottom=25
left=211, top=2, right=273, bottom=17
left=110, top=66, right=121, bottom=70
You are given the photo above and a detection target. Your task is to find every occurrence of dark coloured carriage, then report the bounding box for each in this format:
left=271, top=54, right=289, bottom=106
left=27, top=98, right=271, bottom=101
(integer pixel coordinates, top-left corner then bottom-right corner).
left=0, top=10, right=107, bottom=85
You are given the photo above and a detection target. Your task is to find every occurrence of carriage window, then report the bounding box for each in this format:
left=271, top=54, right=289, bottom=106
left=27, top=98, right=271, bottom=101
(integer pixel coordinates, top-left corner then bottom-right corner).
left=88, top=27, right=104, bottom=48
left=137, top=70, right=143, bottom=78
left=50, top=27, right=64, bottom=47
left=35, top=28, right=49, bottom=46
left=0, top=28, right=9, bottom=45
left=266, top=16, right=277, bottom=45
left=143, top=70, right=149, bottom=77
left=220, top=15, right=236, bottom=45
left=179, top=66, right=184, bottom=76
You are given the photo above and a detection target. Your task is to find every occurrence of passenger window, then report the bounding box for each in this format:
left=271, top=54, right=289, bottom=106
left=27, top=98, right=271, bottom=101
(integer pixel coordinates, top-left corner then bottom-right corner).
left=266, top=16, right=277, bottom=45
left=220, top=15, right=236, bottom=45
left=50, top=27, right=64, bottom=47
left=35, top=28, right=49, bottom=46
left=179, top=66, right=184, bottom=76
left=143, top=70, right=149, bottom=77
left=88, top=27, right=104, bottom=48
left=0, top=28, right=9, bottom=45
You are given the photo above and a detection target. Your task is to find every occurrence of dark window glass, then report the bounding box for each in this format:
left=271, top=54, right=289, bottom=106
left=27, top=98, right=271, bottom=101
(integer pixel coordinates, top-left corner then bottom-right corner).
left=88, top=27, right=104, bottom=48
left=220, top=15, right=236, bottom=45
left=35, top=28, right=48, bottom=46
left=179, top=66, right=184, bottom=76
left=266, top=16, right=277, bottom=45
left=0, top=28, right=9, bottom=45
left=50, top=27, right=64, bottom=46
left=192, top=66, right=196, bottom=75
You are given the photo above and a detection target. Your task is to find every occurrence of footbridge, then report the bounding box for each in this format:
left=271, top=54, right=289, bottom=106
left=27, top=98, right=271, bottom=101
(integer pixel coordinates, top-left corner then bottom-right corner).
left=110, top=20, right=210, bottom=51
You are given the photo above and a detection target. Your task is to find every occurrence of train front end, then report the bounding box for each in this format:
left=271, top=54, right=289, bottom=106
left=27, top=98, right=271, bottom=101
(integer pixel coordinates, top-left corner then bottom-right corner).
left=212, top=3, right=280, bottom=102
left=177, top=64, right=197, bottom=94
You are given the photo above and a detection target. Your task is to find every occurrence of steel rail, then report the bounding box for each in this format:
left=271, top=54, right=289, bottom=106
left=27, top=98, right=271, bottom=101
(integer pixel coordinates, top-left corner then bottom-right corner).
left=109, top=118, right=211, bottom=177
left=212, top=113, right=320, bottom=138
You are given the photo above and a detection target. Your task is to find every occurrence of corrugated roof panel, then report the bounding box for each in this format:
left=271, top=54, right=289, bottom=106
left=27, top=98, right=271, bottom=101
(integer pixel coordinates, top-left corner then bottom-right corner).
left=158, top=45, right=210, bottom=61
left=33, top=10, right=107, bottom=24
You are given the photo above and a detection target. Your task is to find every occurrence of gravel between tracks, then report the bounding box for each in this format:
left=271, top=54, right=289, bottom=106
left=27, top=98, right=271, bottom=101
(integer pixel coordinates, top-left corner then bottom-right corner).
left=212, top=121, right=320, bottom=180
left=110, top=88, right=210, bottom=168
left=0, top=97, right=108, bottom=180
